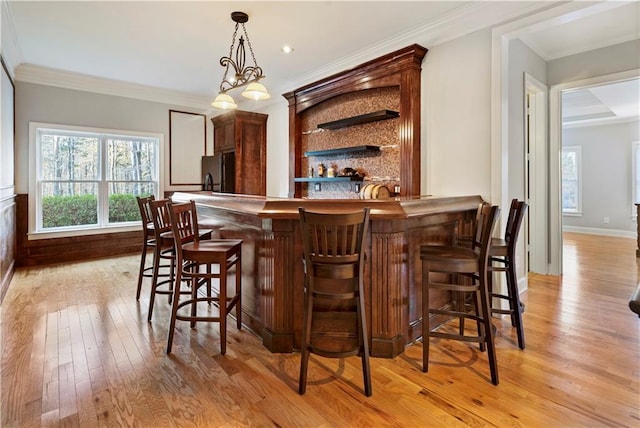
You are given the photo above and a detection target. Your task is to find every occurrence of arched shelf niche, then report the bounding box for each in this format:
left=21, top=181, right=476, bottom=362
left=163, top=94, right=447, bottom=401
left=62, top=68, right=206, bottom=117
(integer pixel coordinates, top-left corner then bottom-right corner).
left=283, top=44, right=427, bottom=198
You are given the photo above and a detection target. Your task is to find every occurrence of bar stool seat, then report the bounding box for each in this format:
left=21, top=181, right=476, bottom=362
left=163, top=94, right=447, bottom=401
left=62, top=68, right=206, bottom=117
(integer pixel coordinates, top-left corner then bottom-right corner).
left=420, top=204, right=501, bottom=385
left=166, top=200, right=242, bottom=355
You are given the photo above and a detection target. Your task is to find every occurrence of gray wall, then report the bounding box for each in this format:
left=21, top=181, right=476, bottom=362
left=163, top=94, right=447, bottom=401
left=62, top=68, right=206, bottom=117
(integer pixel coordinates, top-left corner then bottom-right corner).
left=14, top=82, right=212, bottom=194
left=548, top=39, right=640, bottom=85
left=562, top=119, right=639, bottom=233
left=508, top=38, right=547, bottom=201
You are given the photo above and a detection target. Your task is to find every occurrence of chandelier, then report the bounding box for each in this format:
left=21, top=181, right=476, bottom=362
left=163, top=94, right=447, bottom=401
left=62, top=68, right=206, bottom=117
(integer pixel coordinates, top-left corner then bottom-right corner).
left=211, top=11, right=270, bottom=110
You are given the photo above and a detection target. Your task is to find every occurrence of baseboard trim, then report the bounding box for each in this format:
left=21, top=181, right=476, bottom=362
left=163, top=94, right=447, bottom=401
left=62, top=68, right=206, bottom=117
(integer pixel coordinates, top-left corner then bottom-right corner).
left=563, top=226, right=635, bottom=239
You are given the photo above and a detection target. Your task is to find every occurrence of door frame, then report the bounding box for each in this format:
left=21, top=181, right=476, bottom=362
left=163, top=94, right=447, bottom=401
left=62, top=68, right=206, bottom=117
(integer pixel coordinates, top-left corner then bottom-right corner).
left=491, top=1, right=632, bottom=276
left=549, top=69, right=640, bottom=274
left=524, top=73, right=548, bottom=275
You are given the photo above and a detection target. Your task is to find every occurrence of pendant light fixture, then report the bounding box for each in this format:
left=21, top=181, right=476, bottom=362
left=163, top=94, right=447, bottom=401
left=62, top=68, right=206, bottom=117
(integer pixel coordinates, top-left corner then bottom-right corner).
left=211, top=11, right=270, bottom=110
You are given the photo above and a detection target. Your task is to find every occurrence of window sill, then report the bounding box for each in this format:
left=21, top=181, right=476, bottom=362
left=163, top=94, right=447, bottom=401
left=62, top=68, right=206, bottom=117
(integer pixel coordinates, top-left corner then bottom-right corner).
left=27, top=224, right=141, bottom=241
left=562, top=211, right=583, bottom=217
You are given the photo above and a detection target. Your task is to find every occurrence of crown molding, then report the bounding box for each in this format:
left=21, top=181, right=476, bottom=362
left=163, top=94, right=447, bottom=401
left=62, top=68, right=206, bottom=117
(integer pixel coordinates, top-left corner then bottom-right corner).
left=11, top=1, right=554, bottom=111
left=563, top=115, right=639, bottom=129
left=265, top=1, right=557, bottom=107
left=15, top=63, right=214, bottom=110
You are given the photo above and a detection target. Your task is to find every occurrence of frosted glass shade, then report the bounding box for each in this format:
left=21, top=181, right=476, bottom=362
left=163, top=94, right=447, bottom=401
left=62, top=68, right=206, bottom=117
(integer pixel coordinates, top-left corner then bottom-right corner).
left=211, top=93, right=238, bottom=109
left=241, top=81, right=271, bottom=100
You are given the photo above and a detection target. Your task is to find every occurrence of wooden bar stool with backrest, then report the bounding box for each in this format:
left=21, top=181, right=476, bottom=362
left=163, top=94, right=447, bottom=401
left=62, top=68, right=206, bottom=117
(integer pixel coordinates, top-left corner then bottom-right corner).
left=421, top=204, right=501, bottom=385
left=135, top=195, right=156, bottom=301
left=298, top=207, right=372, bottom=396
left=166, top=200, right=242, bottom=355
left=147, top=198, right=180, bottom=322
left=488, top=199, right=528, bottom=349
left=148, top=199, right=214, bottom=322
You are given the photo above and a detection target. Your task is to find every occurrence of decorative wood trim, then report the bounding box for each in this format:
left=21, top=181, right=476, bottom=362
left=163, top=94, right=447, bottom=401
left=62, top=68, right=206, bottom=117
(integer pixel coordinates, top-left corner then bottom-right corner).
left=369, top=231, right=406, bottom=357
left=283, top=44, right=427, bottom=198
left=260, top=219, right=295, bottom=352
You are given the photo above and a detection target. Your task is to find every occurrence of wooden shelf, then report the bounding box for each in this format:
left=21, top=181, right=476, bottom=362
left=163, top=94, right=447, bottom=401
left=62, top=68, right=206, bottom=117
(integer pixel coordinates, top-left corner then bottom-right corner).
left=294, top=176, right=363, bottom=183
left=304, top=145, right=380, bottom=157
left=316, top=110, right=399, bottom=130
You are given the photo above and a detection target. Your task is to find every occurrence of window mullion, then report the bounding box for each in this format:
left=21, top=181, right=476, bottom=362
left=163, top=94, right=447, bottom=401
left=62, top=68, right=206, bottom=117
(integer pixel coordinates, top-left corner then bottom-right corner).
left=99, top=135, right=109, bottom=226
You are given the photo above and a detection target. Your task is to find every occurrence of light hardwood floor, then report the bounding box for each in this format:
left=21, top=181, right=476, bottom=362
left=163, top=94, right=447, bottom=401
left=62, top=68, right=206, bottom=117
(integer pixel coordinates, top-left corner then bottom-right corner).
left=1, top=232, right=638, bottom=427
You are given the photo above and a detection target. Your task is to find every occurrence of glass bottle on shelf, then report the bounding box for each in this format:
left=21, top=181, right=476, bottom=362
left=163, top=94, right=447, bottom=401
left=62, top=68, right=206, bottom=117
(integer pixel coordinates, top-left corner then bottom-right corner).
left=318, top=163, right=325, bottom=177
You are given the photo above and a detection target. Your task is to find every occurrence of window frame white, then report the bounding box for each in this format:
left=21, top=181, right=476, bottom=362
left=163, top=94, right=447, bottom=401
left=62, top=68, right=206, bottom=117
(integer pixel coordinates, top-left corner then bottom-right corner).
left=29, top=122, right=164, bottom=240
left=561, top=145, right=582, bottom=216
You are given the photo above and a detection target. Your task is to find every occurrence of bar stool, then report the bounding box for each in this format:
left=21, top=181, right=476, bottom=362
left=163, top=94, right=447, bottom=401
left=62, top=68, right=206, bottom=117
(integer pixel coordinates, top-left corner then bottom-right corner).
left=420, top=204, right=500, bottom=385
left=488, top=199, right=528, bottom=349
left=166, top=200, right=242, bottom=355
left=135, top=195, right=156, bottom=301
left=148, top=198, right=179, bottom=322
left=298, top=207, right=372, bottom=396
left=147, top=199, right=215, bottom=322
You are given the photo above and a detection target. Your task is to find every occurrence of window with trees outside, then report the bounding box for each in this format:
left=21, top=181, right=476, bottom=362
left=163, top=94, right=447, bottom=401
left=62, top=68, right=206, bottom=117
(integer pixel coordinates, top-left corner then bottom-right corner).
left=562, top=145, right=582, bottom=215
left=30, top=123, right=161, bottom=237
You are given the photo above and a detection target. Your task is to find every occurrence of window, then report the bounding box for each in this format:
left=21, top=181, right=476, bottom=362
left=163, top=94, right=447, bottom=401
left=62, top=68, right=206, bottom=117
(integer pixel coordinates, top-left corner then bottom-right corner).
left=29, top=123, right=162, bottom=238
left=633, top=141, right=640, bottom=217
left=562, top=145, right=582, bottom=215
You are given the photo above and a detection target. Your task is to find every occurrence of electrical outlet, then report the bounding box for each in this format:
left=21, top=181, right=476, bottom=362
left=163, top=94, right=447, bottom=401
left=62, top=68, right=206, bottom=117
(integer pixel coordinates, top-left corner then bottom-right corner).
left=603, top=217, right=610, bottom=224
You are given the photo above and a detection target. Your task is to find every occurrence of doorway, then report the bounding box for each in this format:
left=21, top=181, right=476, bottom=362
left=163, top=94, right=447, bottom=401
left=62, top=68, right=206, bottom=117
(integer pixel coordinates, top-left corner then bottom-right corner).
left=550, top=70, right=640, bottom=274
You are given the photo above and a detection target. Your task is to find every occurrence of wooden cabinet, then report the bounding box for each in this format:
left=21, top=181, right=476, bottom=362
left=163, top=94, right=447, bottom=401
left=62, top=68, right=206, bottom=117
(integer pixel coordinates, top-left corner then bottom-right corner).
left=211, top=110, right=268, bottom=196
left=283, top=44, right=427, bottom=198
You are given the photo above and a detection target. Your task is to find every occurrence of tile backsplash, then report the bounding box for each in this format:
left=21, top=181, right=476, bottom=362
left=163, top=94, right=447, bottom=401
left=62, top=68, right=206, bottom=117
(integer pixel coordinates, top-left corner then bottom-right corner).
left=301, top=87, right=400, bottom=199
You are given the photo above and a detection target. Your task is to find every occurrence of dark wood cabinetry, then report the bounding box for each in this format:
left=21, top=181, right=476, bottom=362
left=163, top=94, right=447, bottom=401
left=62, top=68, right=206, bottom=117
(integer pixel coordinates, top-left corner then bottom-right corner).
left=283, top=44, right=427, bottom=198
left=211, top=110, right=268, bottom=196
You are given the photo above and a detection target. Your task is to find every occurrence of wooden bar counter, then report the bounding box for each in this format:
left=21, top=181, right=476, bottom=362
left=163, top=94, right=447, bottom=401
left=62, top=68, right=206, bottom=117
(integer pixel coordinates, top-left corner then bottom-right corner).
left=171, top=192, right=482, bottom=358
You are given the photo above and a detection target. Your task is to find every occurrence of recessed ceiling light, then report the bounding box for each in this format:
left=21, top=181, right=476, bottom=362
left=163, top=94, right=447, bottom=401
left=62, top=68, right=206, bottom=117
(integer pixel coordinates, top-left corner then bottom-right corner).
left=281, top=45, right=294, bottom=54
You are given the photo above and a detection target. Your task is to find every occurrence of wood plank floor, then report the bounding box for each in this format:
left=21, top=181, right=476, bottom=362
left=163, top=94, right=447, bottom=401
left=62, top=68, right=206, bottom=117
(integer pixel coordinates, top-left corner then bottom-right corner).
left=1, top=232, right=638, bottom=427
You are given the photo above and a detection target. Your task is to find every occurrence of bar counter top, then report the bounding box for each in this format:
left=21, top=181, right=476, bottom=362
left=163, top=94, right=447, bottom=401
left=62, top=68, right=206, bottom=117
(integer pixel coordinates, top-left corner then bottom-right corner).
left=171, top=192, right=482, bottom=358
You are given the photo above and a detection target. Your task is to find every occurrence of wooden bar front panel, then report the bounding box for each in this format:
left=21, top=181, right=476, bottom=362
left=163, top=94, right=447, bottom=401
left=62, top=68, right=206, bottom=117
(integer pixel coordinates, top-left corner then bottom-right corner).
left=172, top=192, right=481, bottom=358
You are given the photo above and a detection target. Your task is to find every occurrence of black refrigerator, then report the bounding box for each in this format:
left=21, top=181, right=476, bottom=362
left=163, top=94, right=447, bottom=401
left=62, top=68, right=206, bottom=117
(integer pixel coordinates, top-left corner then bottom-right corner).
left=201, top=153, right=235, bottom=193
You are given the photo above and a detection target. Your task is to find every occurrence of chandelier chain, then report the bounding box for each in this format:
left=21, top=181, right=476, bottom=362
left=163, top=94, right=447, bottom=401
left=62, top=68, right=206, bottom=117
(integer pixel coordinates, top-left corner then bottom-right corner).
left=241, top=23, right=260, bottom=68
left=221, top=23, right=240, bottom=89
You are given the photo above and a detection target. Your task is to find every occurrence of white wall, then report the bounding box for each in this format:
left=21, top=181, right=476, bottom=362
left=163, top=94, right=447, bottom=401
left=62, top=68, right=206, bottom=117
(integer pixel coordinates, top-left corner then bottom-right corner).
left=14, top=82, right=212, bottom=195
left=422, top=29, right=493, bottom=201
left=562, top=119, right=638, bottom=233
left=258, top=98, right=289, bottom=197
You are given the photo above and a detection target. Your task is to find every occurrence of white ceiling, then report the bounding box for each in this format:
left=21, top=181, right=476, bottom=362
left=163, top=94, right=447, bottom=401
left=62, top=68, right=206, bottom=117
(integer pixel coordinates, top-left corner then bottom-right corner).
left=5, top=1, right=640, bottom=118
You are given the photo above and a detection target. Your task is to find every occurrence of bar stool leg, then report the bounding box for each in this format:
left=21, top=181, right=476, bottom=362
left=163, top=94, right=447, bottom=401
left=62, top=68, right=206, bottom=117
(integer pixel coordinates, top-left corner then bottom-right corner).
left=219, top=263, right=228, bottom=355
left=298, top=284, right=313, bottom=394
left=422, top=263, right=431, bottom=373
left=166, top=267, right=183, bottom=354
left=357, top=288, right=372, bottom=396
left=479, top=270, right=499, bottom=385
left=235, top=254, right=242, bottom=330
left=506, top=256, right=525, bottom=349
left=148, top=245, right=162, bottom=322
left=190, top=263, right=198, bottom=329
left=136, top=239, right=149, bottom=301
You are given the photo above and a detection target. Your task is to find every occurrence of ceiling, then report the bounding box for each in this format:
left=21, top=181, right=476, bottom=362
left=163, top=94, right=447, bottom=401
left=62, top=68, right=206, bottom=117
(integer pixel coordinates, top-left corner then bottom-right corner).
left=5, top=1, right=640, bottom=119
